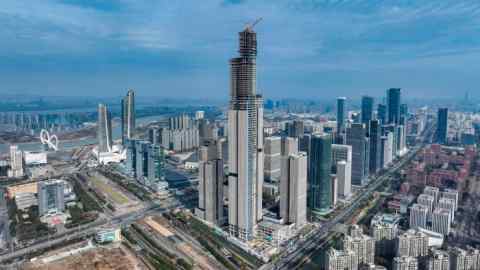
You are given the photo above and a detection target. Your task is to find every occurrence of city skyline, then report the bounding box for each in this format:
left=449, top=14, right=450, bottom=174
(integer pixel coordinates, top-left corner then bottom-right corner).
left=1, top=1, right=480, bottom=99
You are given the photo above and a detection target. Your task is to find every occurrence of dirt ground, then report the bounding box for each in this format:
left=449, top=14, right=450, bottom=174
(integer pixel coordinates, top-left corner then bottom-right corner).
left=22, top=245, right=148, bottom=270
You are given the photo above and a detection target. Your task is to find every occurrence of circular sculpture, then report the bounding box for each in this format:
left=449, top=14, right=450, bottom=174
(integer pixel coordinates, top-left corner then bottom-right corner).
left=40, top=129, right=59, bottom=151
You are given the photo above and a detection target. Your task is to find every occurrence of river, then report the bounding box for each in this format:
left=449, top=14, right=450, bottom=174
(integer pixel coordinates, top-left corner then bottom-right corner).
left=0, top=115, right=166, bottom=153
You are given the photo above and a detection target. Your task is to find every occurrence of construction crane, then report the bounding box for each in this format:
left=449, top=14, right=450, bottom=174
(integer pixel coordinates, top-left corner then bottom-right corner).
left=244, top=17, right=263, bottom=31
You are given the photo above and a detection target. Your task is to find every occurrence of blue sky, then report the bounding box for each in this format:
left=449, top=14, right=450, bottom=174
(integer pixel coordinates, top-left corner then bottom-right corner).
left=1, top=0, right=480, bottom=99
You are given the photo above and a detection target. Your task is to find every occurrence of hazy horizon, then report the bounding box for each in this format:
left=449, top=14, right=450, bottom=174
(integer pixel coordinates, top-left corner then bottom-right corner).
left=1, top=0, right=480, bottom=99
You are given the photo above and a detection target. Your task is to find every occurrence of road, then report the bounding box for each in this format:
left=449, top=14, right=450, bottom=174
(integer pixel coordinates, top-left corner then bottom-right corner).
left=0, top=202, right=176, bottom=264
left=263, top=121, right=434, bottom=270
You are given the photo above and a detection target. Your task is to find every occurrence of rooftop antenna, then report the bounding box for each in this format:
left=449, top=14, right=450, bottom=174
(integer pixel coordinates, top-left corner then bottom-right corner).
left=244, top=17, right=263, bottom=31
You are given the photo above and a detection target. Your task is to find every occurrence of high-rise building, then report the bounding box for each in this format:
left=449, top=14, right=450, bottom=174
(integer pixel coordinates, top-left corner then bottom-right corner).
left=400, top=103, right=409, bottom=125
left=326, top=248, right=358, bottom=270
left=280, top=144, right=307, bottom=228
left=8, top=145, right=24, bottom=178
left=393, top=256, right=418, bottom=270
left=441, top=189, right=458, bottom=210
left=337, top=97, right=347, bottom=134
left=369, top=120, right=381, bottom=174
left=371, top=214, right=401, bottom=257
left=146, top=143, right=165, bottom=189
left=38, top=180, right=65, bottom=216
left=427, top=250, right=449, bottom=270
left=409, top=203, right=428, bottom=229
left=424, top=186, right=440, bottom=204
left=343, top=225, right=375, bottom=266
left=308, top=134, right=333, bottom=213
left=377, top=104, right=387, bottom=125
left=148, top=127, right=160, bottom=145
left=361, top=96, right=374, bottom=129
left=431, top=208, right=451, bottom=235
left=387, top=88, right=401, bottom=125
left=286, top=120, right=304, bottom=138
left=195, top=110, right=205, bottom=120
left=121, top=89, right=135, bottom=145
left=135, top=140, right=150, bottom=182
left=332, top=144, right=352, bottom=199
left=438, top=197, right=455, bottom=222
left=382, top=132, right=394, bottom=167
left=347, top=123, right=369, bottom=186
left=331, top=175, right=338, bottom=206
left=227, top=24, right=264, bottom=241
left=125, top=139, right=137, bottom=177
left=417, top=194, right=435, bottom=216
left=264, top=136, right=281, bottom=182
left=97, top=103, right=113, bottom=153
left=449, top=247, right=480, bottom=270
left=196, top=140, right=224, bottom=226
left=436, top=108, right=448, bottom=144
left=396, top=229, right=428, bottom=257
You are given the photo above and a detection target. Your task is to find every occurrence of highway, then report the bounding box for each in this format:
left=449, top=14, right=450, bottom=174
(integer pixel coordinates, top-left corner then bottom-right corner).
left=263, top=122, right=434, bottom=270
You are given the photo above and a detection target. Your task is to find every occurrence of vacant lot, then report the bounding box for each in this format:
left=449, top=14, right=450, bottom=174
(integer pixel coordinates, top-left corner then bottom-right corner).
left=90, top=173, right=130, bottom=206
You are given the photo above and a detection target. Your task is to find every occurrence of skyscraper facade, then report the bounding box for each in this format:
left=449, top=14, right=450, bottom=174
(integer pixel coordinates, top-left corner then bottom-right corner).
left=121, top=89, right=135, bottom=145
left=228, top=25, right=264, bottom=241
left=8, top=145, right=24, bottom=178
left=387, top=88, right=401, bottom=125
left=369, top=119, right=381, bottom=174
left=436, top=108, right=448, bottom=144
left=377, top=104, right=387, bottom=125
left=361, top=96, right=374, bottom=129
left=280, top=140, right=307, bottom=228
left=196, top=140, right=224, bottom=225
left=286, top=120, right=304, bottom=138
left=337, top=97, right=346, bottom=134
left=264, top=136, right=281, bottom=182
left=347, top=123, right=369, bottom=186
left=97, top=103, right=113, bottom=153
left=308, top=134, right=332, bottom=213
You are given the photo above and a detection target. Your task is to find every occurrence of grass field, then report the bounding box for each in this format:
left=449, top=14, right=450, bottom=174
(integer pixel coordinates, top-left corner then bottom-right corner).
left=90, top=175, right=130, bottom=205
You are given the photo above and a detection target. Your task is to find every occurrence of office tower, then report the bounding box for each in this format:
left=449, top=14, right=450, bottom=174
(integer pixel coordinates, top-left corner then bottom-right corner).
left=264, top=136, right=281, bottom=182
left=195, top=110, right=205, bottom=120
left=368, top=120, right=381, bottom=174
left=431, top=208, right=451, bottom=235
left=196, top=140, right=224, bottom=225
left=410, top=204, right=428, bottom=229
left=146, top=143, right=165, bottom=188
left=400, top=104, right=408, bottom=125
left=396, top=229, right=428, bottom=257
left=397, top=125, right=407, bottom=155
left=331, top=175, right=338, bottom=206
left=299, top=134, right=311, bottom=154
left=393, top=256, right=418, bottom=270
left=326, top=248, right=358, bottom=270
left=135, top=141, right=149, bottom=182
left=227, top=24, right=264, bottom=241
left=343, top=225, right=375, bottom=266
left=337, top=97, right=347, bottom=134
left=387, top=88, right=401, bottom=125
left=382, top=124, right=397, bottom=155
left=8, top=145, right=24, bottom=178
left=438, top=198, right=455, bottom=222
left=280, top=146, right=307, bottom=228
left=308, top=134, right=333, bottom=213
left=371, top=214, right=401, bottom=257
left=121, top=89, right=135, bottom=145
left=427, top=250, right=449, bottom=270
left=377, top=104, right=387, bottom=125
left=332, top=144, right=352, bottom=199
left=346, top=123, right=369, bottom=186
left=125, top=139, right=137, bottom=177
left=441, top=189, right=458, bottom=210
left=382, top=132, right=394, bottom=167
left=424, top=186, right=440, bottom=204
left=148, top=127, right=160, bottom=145
left=97, top=103, right=113, bottom=153
left=38, top=180, right=65, bottom=216
left=336, top=160, right=351, bottom=199
left=286, top=120, right=304, bottom=138
left=449, top=247, right=480, bottom=270
left=361, top=96, right=374, bottom=129
left=417, top=194, right=435, bottom=216
left=436, top=108, right=448, bottom=144
left=282, top=137, right=299, bottom=156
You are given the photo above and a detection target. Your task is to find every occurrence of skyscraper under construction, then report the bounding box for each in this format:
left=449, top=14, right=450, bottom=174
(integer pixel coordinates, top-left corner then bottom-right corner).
left=228, top=21, right=264, bottom=241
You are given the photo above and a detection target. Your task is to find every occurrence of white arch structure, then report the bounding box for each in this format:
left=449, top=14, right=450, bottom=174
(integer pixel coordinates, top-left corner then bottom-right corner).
left=40, top=129, right=59, bottom=151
